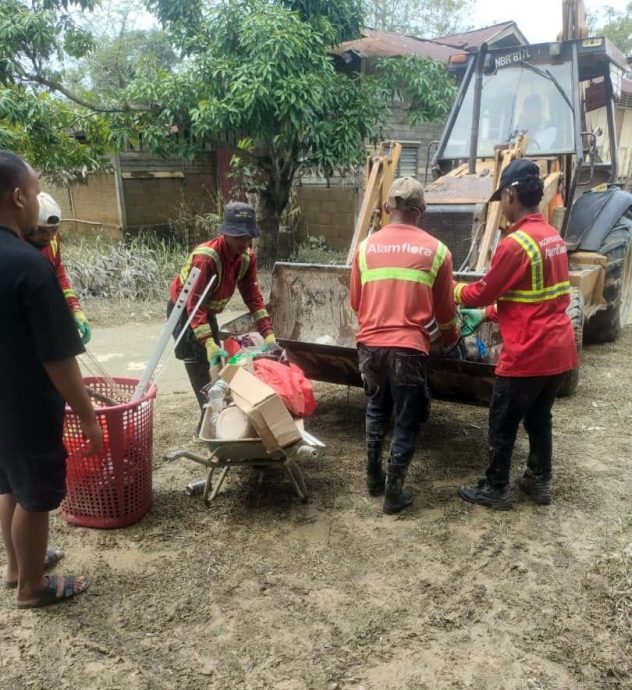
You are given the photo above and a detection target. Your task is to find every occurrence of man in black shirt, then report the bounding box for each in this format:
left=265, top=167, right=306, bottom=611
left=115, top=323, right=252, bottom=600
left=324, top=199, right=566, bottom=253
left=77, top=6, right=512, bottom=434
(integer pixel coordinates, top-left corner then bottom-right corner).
left=0, top=151, right=102, bottom=608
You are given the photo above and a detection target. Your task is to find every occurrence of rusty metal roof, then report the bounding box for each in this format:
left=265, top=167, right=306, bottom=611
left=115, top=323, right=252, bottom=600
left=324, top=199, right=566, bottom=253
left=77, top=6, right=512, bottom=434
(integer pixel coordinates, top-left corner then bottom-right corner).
left=334, top=29, right=462, bottom=62
left=434, top=21, right=526, bottom=50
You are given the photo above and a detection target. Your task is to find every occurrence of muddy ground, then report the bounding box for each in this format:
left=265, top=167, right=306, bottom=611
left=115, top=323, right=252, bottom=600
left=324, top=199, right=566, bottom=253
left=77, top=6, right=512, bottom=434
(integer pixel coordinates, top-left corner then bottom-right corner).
left=1, top=325, right=631, bottom=690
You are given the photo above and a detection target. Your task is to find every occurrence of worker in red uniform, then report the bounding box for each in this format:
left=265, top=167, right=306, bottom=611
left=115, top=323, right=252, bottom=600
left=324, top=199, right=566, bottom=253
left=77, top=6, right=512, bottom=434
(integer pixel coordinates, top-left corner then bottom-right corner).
left=350, top=177, right=461, bottom=514
left=168, top=201, right=275, bottom=423
left=22, top=192, right=91, bottom=344
left=455, top=159, right=577, bottom=509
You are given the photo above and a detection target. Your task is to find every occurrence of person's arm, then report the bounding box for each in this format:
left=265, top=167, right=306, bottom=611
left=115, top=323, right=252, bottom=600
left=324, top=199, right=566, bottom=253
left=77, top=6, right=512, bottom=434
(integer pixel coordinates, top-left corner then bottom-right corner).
left=432, top=248, right=460, bottom=348
left=52, top=234, right=82, bottom=313
left=43, top=358, right=102, bottom=455
left=51, top=234, right=91, bottom=344
left=24, top=255, right=102, bottom=455
left=237, top=252, right=274, bottom=339
left=349, top=250, right=361, bottom=313
left=454, top=239, right=528, bottom=308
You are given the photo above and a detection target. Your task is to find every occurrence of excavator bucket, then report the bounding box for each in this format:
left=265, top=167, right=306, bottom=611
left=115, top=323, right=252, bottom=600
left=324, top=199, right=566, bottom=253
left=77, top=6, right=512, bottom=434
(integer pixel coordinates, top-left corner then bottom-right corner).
left=220, top=263, right=497, bottom=405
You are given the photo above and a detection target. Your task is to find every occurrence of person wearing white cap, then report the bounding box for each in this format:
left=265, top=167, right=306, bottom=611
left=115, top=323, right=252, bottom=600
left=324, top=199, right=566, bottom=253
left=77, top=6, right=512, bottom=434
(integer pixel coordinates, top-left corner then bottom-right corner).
left=22, top=192, right=91, bottom=344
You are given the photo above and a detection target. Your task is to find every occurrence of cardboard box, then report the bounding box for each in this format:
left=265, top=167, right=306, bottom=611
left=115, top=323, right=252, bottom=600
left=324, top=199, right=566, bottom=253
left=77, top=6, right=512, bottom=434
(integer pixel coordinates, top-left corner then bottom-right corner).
left=222, top=367, right=302, bottom=454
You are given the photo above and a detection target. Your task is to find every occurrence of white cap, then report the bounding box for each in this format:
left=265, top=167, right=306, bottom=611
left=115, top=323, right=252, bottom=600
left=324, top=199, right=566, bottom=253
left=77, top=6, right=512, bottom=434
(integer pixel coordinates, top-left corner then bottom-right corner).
left=37, top=192, right=62, bottom=227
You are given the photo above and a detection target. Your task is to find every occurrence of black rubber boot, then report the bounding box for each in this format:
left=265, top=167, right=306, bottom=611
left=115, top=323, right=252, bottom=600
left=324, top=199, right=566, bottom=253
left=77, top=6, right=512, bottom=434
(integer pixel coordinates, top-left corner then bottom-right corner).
left=518, top=468, right=551, bottom=505
left=366, top=439, right=385, bottom=496
left=383, top=456, right=414, bottom=514
left=458, top=478, right=512, bottom=510
left=184, top=361, right=211, bottom=435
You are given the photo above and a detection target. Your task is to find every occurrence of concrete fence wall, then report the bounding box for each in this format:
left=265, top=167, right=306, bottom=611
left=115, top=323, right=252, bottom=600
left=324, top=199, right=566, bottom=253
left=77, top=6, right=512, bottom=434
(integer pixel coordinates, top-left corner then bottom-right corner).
left=295, top=184, right=360, bottom=251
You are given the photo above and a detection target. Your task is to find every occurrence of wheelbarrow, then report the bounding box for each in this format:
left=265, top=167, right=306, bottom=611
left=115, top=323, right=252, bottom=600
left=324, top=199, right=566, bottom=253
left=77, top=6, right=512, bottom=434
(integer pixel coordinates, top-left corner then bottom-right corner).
left=164, top=434, right=319, bottom=507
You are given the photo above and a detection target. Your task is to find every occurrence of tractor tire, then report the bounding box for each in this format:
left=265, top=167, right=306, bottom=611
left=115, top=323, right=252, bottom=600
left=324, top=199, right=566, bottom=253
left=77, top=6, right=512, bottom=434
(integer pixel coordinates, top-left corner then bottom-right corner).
left=583, top=224, right=632, bottom=343
left=557, top=287, right=584, bottom=398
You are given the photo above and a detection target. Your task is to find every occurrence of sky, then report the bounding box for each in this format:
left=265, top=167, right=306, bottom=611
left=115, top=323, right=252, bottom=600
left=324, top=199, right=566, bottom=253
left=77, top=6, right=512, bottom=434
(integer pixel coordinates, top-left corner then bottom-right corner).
left=472, top=0, right=629, bottom=43
left=107, top=0, right=631, bottom=41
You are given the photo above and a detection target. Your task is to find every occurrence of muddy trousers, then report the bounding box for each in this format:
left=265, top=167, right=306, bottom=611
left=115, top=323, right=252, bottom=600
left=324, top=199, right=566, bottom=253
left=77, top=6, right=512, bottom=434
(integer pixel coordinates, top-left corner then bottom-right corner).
left=486, top=374, right=565, bottom=489
left=357, top=345, right=430, bottom=470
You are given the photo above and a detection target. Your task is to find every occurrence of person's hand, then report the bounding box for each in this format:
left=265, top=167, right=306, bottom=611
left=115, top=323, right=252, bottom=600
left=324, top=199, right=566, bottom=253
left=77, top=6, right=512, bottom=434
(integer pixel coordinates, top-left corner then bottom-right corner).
left=460, top=308, right=486, bottom=337
left=80, top=417, right=103, bottom=457
left=263, top=332, right=284, bottom=356
left=205, top=339, right=227, bottom=366
left=441, top=338, right=466, bottom=360
left=74, top=311, right=91, bottom=345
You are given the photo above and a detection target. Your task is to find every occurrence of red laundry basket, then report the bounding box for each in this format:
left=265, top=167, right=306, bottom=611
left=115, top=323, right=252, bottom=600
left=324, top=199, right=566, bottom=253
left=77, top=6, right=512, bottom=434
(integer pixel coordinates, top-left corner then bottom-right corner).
left=61, top=377, right=157, bottom=529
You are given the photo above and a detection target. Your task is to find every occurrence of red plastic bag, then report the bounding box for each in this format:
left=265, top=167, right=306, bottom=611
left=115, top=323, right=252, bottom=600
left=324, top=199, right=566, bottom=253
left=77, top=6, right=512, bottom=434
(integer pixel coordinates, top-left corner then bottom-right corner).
left=252, top=360, right=317, bottom=417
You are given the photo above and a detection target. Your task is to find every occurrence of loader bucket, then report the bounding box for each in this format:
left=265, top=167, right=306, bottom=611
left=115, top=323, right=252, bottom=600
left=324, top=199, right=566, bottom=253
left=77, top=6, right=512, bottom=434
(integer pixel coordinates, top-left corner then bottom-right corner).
left=220, top=262, right=496, bottom=405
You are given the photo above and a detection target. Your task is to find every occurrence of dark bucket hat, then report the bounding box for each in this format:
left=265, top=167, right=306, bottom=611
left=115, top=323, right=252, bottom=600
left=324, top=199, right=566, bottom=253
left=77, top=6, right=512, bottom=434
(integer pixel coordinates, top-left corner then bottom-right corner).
left=218, top=201, right=261, bottom=238
left=489, top=159, right=541, bottom=202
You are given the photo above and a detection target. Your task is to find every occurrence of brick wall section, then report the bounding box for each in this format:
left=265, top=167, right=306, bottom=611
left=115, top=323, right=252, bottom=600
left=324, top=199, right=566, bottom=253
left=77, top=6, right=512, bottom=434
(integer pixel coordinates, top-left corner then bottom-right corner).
left=296, top=185, right=359, bottom=251
left=43, top=173, right=120, bottom=226
left=123, top=173, right=216, bottom=229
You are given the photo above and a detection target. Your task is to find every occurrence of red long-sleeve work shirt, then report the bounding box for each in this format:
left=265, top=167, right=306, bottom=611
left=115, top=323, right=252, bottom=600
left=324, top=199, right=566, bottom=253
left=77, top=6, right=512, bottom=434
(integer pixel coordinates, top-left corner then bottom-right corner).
left=455, top=213, right=577, bottom=377
left=169, top=235, right=272, bottom=343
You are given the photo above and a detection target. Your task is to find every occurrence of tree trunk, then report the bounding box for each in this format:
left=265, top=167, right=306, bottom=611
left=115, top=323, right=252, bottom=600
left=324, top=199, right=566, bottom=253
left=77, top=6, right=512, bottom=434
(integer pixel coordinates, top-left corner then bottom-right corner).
left=258, top=189, right=283, bottom=268
left=257, top=171, right=293, bottom=268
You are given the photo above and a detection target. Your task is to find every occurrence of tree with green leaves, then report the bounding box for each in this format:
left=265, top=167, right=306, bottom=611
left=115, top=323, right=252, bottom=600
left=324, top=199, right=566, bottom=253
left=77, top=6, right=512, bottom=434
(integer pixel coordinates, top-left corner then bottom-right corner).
left=1, top=0, right=458, bottom=262
left=591, top=3, right=632, bottom=55
left=118, top=0, right=457, bottom=262
left=363, top=0, right=473, bottom=38
left=0, top=0, right=113, bottom=181
left=118, top=0, right=385, bottom=263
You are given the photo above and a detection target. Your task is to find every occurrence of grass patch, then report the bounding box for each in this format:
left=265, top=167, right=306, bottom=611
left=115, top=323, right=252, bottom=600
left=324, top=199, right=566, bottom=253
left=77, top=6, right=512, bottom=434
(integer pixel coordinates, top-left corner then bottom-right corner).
left=63, top=235, right=189, bottom=302
left=294, top=235, right=346, bottom=264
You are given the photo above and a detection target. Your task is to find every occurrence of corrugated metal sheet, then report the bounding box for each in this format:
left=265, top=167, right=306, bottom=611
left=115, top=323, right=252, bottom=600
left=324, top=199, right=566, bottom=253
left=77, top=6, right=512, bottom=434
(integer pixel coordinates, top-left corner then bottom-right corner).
left=434, top=22, right=520, bottom=50
left=334, top=23, right=527, bottom=63
left=335, top=29, right=460, bottom=61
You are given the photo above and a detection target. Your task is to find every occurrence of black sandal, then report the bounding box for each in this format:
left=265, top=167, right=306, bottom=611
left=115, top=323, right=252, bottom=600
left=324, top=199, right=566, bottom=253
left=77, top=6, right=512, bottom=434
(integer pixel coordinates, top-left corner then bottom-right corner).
left=4, top=548, right=65, bottom=589
left=16, top=575, right=91, bottom=609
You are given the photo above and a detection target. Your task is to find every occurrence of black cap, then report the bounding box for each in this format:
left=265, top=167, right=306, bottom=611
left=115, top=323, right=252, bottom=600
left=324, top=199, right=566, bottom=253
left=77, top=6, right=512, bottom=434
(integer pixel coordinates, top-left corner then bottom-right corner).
left=218, top=201, right=261, bottom=238
left=489, top=159, right=541, bottom=202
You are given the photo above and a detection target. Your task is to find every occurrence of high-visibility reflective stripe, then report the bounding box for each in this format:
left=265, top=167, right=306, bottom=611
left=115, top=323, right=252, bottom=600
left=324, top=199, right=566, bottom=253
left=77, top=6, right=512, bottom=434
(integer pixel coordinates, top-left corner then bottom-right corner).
left=430, top=242, right=448, bottom=280
left=498, top=281, right=571, bottom=303
left=509, top=231, right=544, bottom=292
left=361, top=266, right=435, bottom=286
left=253, top=309, right=269, bottom=321
left=207, top=299, right=230, bottom=311
left=63, top=288, right=76, bottom=299
left=358, top=240, right=440, bottom=287
left=438, top=314, right=459, bottom=330
left=238, top=251, right=251, bottom=280
left=50, top=236, right=59, bottom=257
left=454, top=282, right=466, bottom=304
left=180, top=246, right=222, bottom=287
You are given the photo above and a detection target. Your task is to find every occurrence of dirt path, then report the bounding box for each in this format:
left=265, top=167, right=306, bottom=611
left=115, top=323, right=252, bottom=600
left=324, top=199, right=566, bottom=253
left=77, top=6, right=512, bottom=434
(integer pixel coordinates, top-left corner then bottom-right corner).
left=1, top=329, right=630, bottom=690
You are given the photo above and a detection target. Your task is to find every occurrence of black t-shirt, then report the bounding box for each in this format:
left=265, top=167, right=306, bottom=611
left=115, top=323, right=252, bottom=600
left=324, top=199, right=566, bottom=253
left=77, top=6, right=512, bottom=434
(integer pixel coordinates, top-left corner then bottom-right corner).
left=0, top=227, right=84, bottom=457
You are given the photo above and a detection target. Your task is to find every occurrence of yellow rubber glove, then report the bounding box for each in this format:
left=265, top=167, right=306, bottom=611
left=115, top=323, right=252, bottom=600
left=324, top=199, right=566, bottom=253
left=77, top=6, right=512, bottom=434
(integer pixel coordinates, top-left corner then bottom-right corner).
left=264, top=333, right=277, bottom=346
left=74, top=311, right=91, bottom=345
left=204, top=339, right=227, bottom=367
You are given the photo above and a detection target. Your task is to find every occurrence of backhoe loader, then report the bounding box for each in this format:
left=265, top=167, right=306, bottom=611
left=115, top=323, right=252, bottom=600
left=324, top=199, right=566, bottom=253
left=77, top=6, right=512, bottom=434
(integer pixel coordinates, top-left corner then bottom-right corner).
left=222, top=1, right=632, bottom=404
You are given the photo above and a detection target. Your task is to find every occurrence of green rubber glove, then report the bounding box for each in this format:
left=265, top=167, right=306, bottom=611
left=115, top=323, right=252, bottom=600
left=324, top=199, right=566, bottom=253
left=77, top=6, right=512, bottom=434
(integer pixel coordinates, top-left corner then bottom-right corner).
left=74, top=311, right=91, bottom=345
left=460, top=308, right=486, bottom=337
